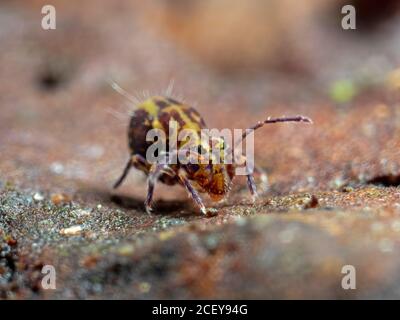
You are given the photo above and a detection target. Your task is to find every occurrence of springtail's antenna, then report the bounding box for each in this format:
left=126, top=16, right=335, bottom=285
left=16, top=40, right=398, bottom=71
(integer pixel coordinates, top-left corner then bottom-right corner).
left=107, top=79, right=139, bottom=105
left=235, top=115, right=312, bottom=148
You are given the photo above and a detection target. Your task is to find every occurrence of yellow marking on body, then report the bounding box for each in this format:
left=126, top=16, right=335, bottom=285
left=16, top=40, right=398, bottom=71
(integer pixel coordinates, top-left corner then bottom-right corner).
left=151, top=118, right=164, bottom=130
left=161, top=103, right=204, bottom=149
left=163, top=105, right=202, bottom=132
left=139, top=98, right=159, bottom=117
left=137, top=97, right=163, bottom=129
left=138, top=97, right=205, bottom=150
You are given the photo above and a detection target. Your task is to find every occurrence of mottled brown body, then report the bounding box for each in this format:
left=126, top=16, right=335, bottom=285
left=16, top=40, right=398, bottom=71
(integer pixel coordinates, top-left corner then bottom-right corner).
left=128, top=97, right=205, bottom=161
left=126, top=96, right=234, bottom=197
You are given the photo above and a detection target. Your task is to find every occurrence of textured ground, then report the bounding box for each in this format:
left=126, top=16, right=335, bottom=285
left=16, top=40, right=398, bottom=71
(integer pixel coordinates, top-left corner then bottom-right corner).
left=1, top=0, right=400, bottom=299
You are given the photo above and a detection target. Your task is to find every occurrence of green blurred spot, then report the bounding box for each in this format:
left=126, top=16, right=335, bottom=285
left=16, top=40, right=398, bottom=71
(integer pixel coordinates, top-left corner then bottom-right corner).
left=329, top=80, right=357, bottom=104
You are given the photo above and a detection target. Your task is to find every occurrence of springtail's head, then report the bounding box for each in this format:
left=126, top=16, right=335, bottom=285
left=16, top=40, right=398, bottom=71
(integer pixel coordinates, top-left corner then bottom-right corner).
left=182, top=114, right=312, bottom=200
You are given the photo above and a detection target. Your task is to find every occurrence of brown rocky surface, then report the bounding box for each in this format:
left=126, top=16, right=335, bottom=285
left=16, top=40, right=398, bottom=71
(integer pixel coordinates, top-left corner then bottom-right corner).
left=1, top=0, right=400, bottom=299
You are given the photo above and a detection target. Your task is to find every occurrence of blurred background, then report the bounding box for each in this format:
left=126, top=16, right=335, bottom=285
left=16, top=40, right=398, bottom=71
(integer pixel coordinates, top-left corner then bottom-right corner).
left=2, top=0, right=400, bottom=299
